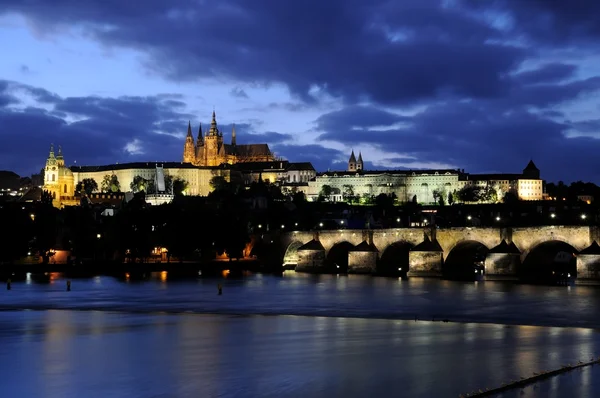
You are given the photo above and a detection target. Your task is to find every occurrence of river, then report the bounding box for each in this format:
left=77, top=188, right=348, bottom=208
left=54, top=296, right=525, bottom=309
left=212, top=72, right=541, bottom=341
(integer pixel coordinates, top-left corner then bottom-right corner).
left=1, top=272, right=600, bottom=397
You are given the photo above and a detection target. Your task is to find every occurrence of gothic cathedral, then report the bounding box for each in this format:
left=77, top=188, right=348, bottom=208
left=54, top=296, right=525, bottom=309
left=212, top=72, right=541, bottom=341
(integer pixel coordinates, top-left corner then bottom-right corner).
left=43, top=144, right=76, bottom=207
left=183, top=111, right=275, bottom=166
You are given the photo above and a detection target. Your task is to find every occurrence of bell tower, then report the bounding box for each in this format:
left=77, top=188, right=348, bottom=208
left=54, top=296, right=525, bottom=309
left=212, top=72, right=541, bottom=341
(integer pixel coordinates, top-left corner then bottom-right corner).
left=348, top=150, right=357, bottom=172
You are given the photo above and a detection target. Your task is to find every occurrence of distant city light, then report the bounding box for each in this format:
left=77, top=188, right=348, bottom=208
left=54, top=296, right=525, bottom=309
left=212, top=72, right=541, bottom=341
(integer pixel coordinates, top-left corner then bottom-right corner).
left=396, top=218, right=401, bottom=222
left=258, top=224, right=262, bottom=228
left=581, top=214, right=587, bottom=220
left=281, top=224, right=285, bottom=229
left=550, top=213, right=556, bottom=218
left=467, top=215, right=472, bottom=220
left=319, top=222, right=324, bottom=227
left=495, top=216, right=501, bottom=221
left=96, top=233, right=102, bottom=239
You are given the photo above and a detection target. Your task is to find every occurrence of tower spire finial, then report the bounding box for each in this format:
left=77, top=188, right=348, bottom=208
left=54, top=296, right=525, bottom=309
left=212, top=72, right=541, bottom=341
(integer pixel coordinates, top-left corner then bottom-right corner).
left=49, top=143, right=55, bottom=157
left=187, top=120, right=193, bottom=137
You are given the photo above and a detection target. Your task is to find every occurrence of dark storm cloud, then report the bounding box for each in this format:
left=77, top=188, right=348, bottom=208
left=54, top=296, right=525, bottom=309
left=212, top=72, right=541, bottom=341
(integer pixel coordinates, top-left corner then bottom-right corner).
left=0, top=0, right=527, bottom=105
left=0, top=80, right=199, bottom=175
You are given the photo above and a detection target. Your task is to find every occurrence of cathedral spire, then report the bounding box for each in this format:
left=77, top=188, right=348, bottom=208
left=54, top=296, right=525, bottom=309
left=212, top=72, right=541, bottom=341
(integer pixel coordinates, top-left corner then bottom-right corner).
left=57, top=145, right=63, bottom=159
left=49, top=143, right=55, bottom=158
left=231, top=124, right=237, bottom=146
left=209, top=110, right=218, bottom=136
left=186, top=121, right=193, bottom=137
left=197, top=123, right=203, bottom=140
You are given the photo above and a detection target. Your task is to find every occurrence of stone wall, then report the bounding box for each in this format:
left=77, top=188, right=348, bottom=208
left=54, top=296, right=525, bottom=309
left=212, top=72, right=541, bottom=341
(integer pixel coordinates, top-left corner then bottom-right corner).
left=348, top=251, right=377, bottom=274
left=296, top=249, right=325, bottom=272
left=577, top=255, right=600, bottom=280
left=485, top=253, right=520, bottom=280
left=408, top=251, right=443, bottom=277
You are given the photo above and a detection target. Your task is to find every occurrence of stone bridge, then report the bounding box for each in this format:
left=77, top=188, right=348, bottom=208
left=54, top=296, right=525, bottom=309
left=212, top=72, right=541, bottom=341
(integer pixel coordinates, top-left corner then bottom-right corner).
left=275, top=226, right=600, bottom=281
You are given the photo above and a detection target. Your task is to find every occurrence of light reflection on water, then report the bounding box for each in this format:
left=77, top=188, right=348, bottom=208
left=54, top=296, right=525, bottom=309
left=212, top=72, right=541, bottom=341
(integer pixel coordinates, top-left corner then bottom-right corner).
left=1, top=273, right=600, bottom=396
left=1, top=311, right=600, bottom=397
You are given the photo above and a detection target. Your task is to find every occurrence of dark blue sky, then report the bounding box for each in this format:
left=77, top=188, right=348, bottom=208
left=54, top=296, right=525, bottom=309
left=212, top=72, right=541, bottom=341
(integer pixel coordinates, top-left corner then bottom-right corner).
left=1, top=0, right=600, bottom=182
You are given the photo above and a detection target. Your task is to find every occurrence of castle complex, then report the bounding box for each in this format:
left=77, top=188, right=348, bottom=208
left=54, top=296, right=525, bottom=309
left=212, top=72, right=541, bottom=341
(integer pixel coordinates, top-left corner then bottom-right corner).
left=40, top=111, right=545, bottom=208
left=183, top=111, right=275, bottom=166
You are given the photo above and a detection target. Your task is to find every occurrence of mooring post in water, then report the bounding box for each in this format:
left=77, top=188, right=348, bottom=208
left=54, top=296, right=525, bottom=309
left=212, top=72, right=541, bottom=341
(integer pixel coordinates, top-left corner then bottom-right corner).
left=6, top=278, right=11, bottom=290
left=218, top=283, right=222, bottom=295
left=66, top=280, right=71, bottom=292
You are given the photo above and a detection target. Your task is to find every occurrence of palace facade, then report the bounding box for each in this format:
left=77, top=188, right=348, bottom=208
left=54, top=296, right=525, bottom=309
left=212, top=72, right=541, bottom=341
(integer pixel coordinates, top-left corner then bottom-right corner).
left=43, top=144, right=232, bottom=208
left=183, top=111, right=275, bottom=166
left=301, top=152, right=544, bottom=203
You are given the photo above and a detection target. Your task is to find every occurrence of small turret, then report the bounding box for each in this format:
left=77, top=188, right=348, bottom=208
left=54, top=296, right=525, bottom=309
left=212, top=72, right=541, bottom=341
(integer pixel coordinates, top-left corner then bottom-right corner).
left=231, top=124, right=237, bottom=146
left=357, top=152, right=363, bottom=171
left=56, top=145, right=65, bottom=166
left=348, top=150, right=357, bottom=172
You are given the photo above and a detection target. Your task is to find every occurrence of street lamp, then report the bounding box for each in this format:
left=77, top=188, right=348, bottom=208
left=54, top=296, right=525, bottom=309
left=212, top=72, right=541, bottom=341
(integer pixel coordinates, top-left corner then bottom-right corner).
left=550, top=213, right=556, bottom=219
left=467, top=215, right=472, bottom=221
left=96, top=233, right=102, bottom=239
left=396, top=218, right=400, bottom=222
left=319, top=222, right=324, bottom=228
left=495, top=216, right=501, bottom=221
left=258, top=224, right=262, bottom=229
left=281, top=224, right=285, bottom=229
left=581, top=214, right=587, bottom=220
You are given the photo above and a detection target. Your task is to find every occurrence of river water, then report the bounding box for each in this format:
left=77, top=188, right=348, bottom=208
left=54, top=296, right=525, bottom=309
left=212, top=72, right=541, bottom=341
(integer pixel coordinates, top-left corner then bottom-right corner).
left=1, top=272, right=600, bottom=397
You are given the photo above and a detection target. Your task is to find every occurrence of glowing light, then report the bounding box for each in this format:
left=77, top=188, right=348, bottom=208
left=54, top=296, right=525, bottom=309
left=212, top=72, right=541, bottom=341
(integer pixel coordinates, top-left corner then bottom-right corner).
left=581, top=214, right=587, bottom=220
left=319, top=222, right=323, bottom=227
left=222, top=269, right=230, bottom=277
left=281, top=224, right=285, bottom=228
left=467, top=215, right=472, bottom=220
left=160, top=271, right=167, bottom=282
left=30, top=213, right=35, bottom=221
left=550, top=213, right=556, bottom=218
left=340, top=220, right=344, bottom=224
left=398, top=267, right=402, bottom=271
left=396, top=218, right=400, bottom=222
left=294, top=222, right=298, bottom=226
left=496, top=216, right=501, bottom=221
left=96, top=233, right=102, bottom=239
left=27, top=252, right=31, bottom=256
left=258, top=224, right=262, bottom=228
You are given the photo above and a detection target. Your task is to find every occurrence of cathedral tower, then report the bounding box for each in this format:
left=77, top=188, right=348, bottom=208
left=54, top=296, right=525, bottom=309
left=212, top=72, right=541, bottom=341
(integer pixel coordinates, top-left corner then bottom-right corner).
left=348, top=150, right=357, bottom=172
left=204, top=111, right=223, bottom=166
left=357, top=152, right=363, bottom=171
left=183, top=121, right=196, bottom=163
left=231, top=124, right=237, bottom=146
left=195, top=123, right=204, bottom=159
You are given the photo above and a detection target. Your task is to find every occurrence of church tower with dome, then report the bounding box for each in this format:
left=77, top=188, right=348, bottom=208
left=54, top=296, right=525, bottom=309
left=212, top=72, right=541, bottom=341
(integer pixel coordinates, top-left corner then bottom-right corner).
left=43, top=144, right=75, bottom=207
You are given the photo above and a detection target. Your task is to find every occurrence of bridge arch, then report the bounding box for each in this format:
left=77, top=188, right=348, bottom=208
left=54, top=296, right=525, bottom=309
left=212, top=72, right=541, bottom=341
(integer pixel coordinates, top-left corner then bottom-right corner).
left=520, top=240, right=578, bottom=279
left=443, top=240, right=490, bottom=277
left=282, top=241, right=304, bottom=266
left=378, top=241, right=414, bottom=276
left=326, top=241, right=354, bottom=273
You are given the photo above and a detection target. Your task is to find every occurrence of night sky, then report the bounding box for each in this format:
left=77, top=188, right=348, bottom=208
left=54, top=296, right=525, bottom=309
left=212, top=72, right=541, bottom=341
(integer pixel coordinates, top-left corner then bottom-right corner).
left=1, top=1, right=600, bottom=182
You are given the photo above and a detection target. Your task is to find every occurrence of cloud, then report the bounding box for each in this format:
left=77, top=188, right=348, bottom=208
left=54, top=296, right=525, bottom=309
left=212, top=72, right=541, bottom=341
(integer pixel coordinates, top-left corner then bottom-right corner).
left=0, top=0, right=528, bottom=105
left=230, top=87, right=249, bottom=99
left=247, top=131, right=291, bottom=144
left=0, top=79, right=197, bottom=175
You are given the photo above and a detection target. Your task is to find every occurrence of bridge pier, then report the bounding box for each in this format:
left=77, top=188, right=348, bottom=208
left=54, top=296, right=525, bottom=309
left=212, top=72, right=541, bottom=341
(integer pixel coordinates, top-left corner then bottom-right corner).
left=408, top=236, right=443, bottom=277
left=484, top=240, right=520, bottom=281
left=295, top=239, right=326, bottom=273
left=348, top=241, right=378, bottom=274
left=576, top=241, right=600, bottom=283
